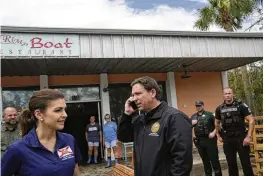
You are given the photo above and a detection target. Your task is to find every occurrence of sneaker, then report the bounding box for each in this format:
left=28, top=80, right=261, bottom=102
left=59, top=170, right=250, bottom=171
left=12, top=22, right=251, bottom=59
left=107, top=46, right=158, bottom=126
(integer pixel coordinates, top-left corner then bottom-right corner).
left=105, top=159, right=112, bottom=168
left=87, top=157, right=91, bottom=164
left=94, top=158, right=98, bottom=164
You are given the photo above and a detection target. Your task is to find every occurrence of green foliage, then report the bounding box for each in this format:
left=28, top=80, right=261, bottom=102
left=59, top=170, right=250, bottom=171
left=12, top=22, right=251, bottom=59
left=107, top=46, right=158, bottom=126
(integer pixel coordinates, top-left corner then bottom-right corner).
left=194, top=0, right=262, bottom=116
left=194, top=0, right=256, bottom=31
left=228, top=61, right=263, bottom=116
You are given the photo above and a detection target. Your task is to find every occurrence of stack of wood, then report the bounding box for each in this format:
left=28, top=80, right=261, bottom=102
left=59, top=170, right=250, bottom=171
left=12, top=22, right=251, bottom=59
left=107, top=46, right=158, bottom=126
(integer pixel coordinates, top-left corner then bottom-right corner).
left=112, top=163, right=134, bottom=176
left=250, top=116, right=263, bottom=176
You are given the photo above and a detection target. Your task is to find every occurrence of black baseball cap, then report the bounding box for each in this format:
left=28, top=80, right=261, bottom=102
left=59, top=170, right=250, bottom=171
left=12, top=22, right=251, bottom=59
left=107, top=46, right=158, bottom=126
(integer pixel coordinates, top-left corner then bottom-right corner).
left=195, top=100, right=204, bottom=106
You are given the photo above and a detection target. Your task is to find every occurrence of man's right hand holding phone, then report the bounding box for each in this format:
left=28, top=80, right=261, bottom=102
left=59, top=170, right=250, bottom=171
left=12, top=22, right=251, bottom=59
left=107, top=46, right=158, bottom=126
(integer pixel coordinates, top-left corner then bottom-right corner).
left=125, top=97, right=136, bottom=115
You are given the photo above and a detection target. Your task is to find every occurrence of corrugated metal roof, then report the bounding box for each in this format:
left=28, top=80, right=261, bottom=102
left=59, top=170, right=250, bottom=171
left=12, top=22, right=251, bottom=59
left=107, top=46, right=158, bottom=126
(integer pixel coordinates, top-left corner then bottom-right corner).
left=1, top=26, right=262, bottom=76
left=79, top=35, right=263, bottom=58
left=1, top=26, right=262, bottom=38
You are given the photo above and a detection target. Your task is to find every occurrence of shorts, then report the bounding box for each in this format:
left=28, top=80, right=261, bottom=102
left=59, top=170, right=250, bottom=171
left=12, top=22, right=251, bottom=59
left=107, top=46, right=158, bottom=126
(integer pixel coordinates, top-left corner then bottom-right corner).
left=88, top=142, right=99, bottom=147
left=105, top=140, right=117, bottom=149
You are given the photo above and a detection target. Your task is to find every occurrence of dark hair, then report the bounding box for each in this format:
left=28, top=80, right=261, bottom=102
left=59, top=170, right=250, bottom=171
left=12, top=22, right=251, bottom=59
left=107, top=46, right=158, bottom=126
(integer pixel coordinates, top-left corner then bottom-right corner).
left=131, top=76, right=161, bottom=100
left=20, top=89, right=64, bottom=136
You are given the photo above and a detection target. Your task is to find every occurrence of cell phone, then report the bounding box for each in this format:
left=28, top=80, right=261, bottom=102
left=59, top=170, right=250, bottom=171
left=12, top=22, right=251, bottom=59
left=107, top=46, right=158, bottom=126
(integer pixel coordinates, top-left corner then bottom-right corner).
left=129, top=101, right=138, bottom=110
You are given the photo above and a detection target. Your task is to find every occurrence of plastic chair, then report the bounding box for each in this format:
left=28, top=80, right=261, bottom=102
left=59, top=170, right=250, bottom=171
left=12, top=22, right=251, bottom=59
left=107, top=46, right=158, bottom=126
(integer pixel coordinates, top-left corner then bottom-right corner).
left=122, top=142, right=133, bottom=161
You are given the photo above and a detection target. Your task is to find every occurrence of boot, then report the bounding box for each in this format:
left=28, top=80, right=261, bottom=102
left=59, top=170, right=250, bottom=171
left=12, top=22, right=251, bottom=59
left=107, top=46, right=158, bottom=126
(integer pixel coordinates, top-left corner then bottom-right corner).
left=105, top=157, right=112, bottom=168
left=115, top=159, right=119, bottom=165
left=87, top=156, right=91, bottom=164
left=94, top=156, right=98, bottom=164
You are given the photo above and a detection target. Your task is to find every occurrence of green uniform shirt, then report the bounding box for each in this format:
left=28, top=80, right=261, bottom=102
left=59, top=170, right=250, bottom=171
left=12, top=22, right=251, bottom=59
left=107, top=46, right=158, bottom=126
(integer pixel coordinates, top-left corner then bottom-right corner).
left=191, top=111, right=215, bottom=137
left=1, top=122, right=21, bottom=157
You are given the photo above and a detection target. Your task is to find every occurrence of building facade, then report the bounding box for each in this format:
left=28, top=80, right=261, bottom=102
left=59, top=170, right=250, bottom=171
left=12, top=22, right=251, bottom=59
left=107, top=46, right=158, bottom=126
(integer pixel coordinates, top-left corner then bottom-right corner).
left=1, top=26, right=262, bottom=161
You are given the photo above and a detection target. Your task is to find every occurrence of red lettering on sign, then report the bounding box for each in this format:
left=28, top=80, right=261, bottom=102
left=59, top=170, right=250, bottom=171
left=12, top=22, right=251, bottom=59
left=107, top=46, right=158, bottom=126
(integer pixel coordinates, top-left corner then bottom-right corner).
left=54, top=43, right=63, bottom=48
left=30, top=37, right=73, bottom=49
left=30, top=37, right=43, bottom=48
left=3, top=35, right=11, bottom=43
left=64, top=38, right=72, bottom=48
left=44, top=42, right=53, bottom=48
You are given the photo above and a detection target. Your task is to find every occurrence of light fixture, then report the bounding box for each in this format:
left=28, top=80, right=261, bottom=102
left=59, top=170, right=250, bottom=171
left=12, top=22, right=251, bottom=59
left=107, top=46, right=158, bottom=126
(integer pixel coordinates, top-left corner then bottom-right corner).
left=181, top=64, right=191, bottom=79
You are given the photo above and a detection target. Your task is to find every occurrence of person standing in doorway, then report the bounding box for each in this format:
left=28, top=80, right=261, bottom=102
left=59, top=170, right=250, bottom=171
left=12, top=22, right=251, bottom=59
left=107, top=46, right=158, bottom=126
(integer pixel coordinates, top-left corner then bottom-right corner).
left=85, top=116, right=102, bottom=164
left=215, top=87, right=255, bottom=176
left=191, top=100, right=222, bottom=176
left=1, top=106, right=21, bottom=157
left=103, top=114, right=118, bottom=168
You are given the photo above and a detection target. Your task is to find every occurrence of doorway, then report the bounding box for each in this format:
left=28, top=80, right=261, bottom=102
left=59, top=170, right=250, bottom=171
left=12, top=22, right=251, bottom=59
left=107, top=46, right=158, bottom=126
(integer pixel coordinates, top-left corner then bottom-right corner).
left=61, top=101, right=104, bottom=165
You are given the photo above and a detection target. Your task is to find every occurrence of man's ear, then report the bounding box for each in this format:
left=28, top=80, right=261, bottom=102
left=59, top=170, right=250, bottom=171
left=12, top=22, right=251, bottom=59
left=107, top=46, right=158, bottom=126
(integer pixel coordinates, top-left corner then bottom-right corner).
left=151, top=89, right=156, bottom=98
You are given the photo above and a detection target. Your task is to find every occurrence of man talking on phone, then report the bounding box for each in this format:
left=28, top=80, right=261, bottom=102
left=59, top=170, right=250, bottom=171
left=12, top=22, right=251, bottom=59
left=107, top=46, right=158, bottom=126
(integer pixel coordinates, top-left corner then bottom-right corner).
left=117, top=76, right=193, bottom=176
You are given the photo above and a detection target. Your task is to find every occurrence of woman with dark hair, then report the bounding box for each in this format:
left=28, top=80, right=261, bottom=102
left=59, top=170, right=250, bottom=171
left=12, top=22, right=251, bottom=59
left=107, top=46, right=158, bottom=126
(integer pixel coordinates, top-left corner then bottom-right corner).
left=1, top=89, right=81, bottom=176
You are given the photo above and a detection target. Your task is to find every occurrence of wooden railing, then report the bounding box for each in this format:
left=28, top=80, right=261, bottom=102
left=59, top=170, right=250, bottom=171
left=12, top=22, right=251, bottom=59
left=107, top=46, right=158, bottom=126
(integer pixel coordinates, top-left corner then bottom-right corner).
left=249, top=116, right=263, bottom=176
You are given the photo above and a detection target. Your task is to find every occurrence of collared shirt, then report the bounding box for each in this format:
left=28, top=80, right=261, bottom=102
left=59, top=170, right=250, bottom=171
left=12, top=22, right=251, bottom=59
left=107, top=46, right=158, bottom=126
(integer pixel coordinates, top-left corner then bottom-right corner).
left=191, top=111, right=206, bottom=121
left=191, top=111, right=215, bottom=134
left=1, top=121, right=21, bottom=157
left=1, top=128, right=81, bottom=176
left=142, top=103, right=162, bottom=124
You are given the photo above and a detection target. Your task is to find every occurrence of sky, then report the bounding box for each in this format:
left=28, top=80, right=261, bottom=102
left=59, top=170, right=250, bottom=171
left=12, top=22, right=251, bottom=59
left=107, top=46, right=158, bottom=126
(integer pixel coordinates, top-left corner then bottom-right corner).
left=0, top=0, right=262, bottom=32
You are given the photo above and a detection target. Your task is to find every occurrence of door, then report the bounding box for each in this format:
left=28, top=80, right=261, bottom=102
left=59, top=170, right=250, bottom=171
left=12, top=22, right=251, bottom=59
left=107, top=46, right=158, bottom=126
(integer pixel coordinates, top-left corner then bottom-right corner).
left=62, top=102, right=103, bottom=164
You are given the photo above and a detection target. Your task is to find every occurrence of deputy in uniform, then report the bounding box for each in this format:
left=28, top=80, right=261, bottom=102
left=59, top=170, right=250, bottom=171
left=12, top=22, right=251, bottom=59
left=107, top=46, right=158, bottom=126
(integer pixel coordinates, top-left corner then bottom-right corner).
left=1, top=107, right=21, bottom=157
left=191, top=101, right=222, bottom=176
left=215, top=87, right=255, bottom=176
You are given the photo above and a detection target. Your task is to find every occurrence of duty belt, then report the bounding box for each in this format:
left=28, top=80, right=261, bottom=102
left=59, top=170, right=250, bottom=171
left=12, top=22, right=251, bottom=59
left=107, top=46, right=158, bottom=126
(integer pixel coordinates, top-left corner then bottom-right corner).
left=196, top=134, right=209, bottom=138
left=222, top=130, right=243, bottom=137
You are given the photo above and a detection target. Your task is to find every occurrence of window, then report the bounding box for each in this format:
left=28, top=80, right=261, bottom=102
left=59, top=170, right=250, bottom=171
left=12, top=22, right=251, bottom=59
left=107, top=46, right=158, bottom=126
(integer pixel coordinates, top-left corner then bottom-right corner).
left=53, top=86, right=100, bottom=102
left=2, top=89, right=37, bottom=109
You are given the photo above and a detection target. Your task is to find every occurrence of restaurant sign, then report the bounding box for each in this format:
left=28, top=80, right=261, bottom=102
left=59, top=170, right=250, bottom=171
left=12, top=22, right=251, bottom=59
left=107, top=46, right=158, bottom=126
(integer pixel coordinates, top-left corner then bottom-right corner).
left=1, top=33, right=80, bottom=57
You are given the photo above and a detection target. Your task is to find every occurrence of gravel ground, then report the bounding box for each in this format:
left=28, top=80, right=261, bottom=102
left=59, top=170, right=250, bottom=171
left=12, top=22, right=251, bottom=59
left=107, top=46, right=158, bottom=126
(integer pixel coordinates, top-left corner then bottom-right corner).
left=79, top=147, right=246, bottom=176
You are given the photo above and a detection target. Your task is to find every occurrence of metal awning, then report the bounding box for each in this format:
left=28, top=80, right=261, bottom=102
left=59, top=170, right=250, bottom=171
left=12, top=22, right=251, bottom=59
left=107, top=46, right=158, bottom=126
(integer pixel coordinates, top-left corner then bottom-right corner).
left=1, top=57, right=261, bottom=76
left=1, top=26, right=262, bottom=76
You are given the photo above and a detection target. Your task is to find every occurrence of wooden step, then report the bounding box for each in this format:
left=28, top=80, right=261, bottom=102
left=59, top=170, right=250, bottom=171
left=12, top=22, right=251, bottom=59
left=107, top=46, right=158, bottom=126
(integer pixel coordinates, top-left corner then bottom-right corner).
left=112, top=164, right=134, bottom=176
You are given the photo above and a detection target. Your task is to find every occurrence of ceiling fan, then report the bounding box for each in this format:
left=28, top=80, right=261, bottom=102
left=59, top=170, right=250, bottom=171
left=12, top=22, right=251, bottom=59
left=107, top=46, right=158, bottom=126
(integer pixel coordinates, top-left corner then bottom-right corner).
left=180, top=64, right=191, bottom=79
